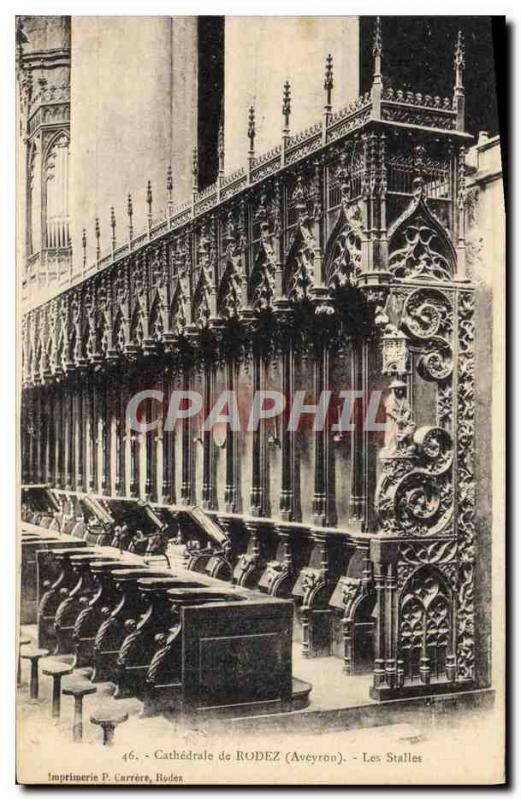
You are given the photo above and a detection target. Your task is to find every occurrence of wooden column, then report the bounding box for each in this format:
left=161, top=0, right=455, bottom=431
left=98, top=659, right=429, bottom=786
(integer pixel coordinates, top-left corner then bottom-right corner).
left=129, top=375, right=140, bottom=498
left=161, top=371, right=174, bottom=503
left=77, top=378, right=85, bottom=491
left=64, top=383, right=73, bottom=490
left=115, top=378, right=126, bottom=496
left=224, top=357, right=238, bottom=513
left=56, top=387, right=64, bottom=488
left=312, top=342, right=333, bottom=526
left=22, top=390, right=31, bottom=484
left=41, top=386, right=52, bottom=483
left=70, top=382, right=77, bottom=490
left=34, top=388, right=42, bottom=484
left=180, top=364, right=192, bottom=505
left=250, top=353, right=266, bottom=517
left=25, top=389, right=33, bottom=484
left=48, top=386, right=56, bottom=487
left=349, top=339, right=365, bottom=527
left=280, top=344, right=294, bottom=520
left=201, top=361, right=214, bottom=509
left=101, top=379, right=110, bottom=495
left=145, top=387, right=155, bottom=500
left=88, top=377, right=97, bottom=493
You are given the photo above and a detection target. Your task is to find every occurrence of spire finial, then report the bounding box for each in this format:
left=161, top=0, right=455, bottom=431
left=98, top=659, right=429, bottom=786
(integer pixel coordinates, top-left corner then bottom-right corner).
left=192, top=147, right=198, bottom=193
left=110, top=206, right=116, bottom=251
left=324, top=53, right=333, bottom=112
left=95, top=217, right=101, bottom=260
left=248, top=106, right=256, bottom=157
left=81, top=228, right=87, bottom=270
left=453, top=29, right=465, bottom=130
left=282, top=81, right=291, bottom=135
left=454, top=29, right=465, bottom=88
left=167, top=164, right=173, bottom=218
left=127, top=193, right=133, bottom=241
left=146, top=180, right=153, bottom=227
left=217, top=119, right=225, bottom=176
left=372, top=16, right=383, bottom=84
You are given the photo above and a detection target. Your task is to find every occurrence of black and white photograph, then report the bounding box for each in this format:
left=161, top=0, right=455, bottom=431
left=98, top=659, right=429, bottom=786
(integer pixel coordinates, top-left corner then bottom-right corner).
left=10, top=9, right=506, bottom=786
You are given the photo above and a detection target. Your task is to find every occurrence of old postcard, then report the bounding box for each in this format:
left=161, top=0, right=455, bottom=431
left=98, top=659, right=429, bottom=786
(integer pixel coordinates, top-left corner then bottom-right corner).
left=15, top=13, right=505, bottom=785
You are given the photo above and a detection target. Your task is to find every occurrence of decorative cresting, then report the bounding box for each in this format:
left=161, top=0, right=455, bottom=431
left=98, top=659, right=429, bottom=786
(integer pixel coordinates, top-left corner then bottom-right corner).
left=388, top=155, right=456, bottom=283
left=398, top=566, right=455, bottom=684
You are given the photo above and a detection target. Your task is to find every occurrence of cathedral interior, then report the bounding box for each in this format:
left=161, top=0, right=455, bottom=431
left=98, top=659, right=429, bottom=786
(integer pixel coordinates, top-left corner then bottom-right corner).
left=17, top=15, right=503, bottom=744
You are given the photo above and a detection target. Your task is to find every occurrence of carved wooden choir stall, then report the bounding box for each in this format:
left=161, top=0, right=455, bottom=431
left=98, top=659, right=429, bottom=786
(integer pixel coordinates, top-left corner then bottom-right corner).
left=20, top=22, right=477, bottom=717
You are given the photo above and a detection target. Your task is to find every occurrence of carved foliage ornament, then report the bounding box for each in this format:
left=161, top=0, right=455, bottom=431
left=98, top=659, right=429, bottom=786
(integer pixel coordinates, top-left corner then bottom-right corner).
left=376, top=425, right=453, bottom=537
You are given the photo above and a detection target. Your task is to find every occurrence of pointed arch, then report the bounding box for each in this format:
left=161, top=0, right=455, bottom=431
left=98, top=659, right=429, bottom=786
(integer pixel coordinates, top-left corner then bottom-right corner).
left=249, top=240, right=276, bottom=312
left=399, top=565, right=453, bottom=683
left=388, top=193, right=456, bottom=282
left=149, top=294, right=166, bottom=342
left=192, top=267, right=211, bottom=330
left=169, top=278, right=187, bottom=337
left=112, top=309, right=126, bottom=353
left=43, top=130, right=70, bottom=250
left=217, top=256, right=242, bottom=320
left=283, top=224, right=316, bottom=303
left=129, top=303, right=145, bottom=348
left=323, top=204, right=362, bottom=289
